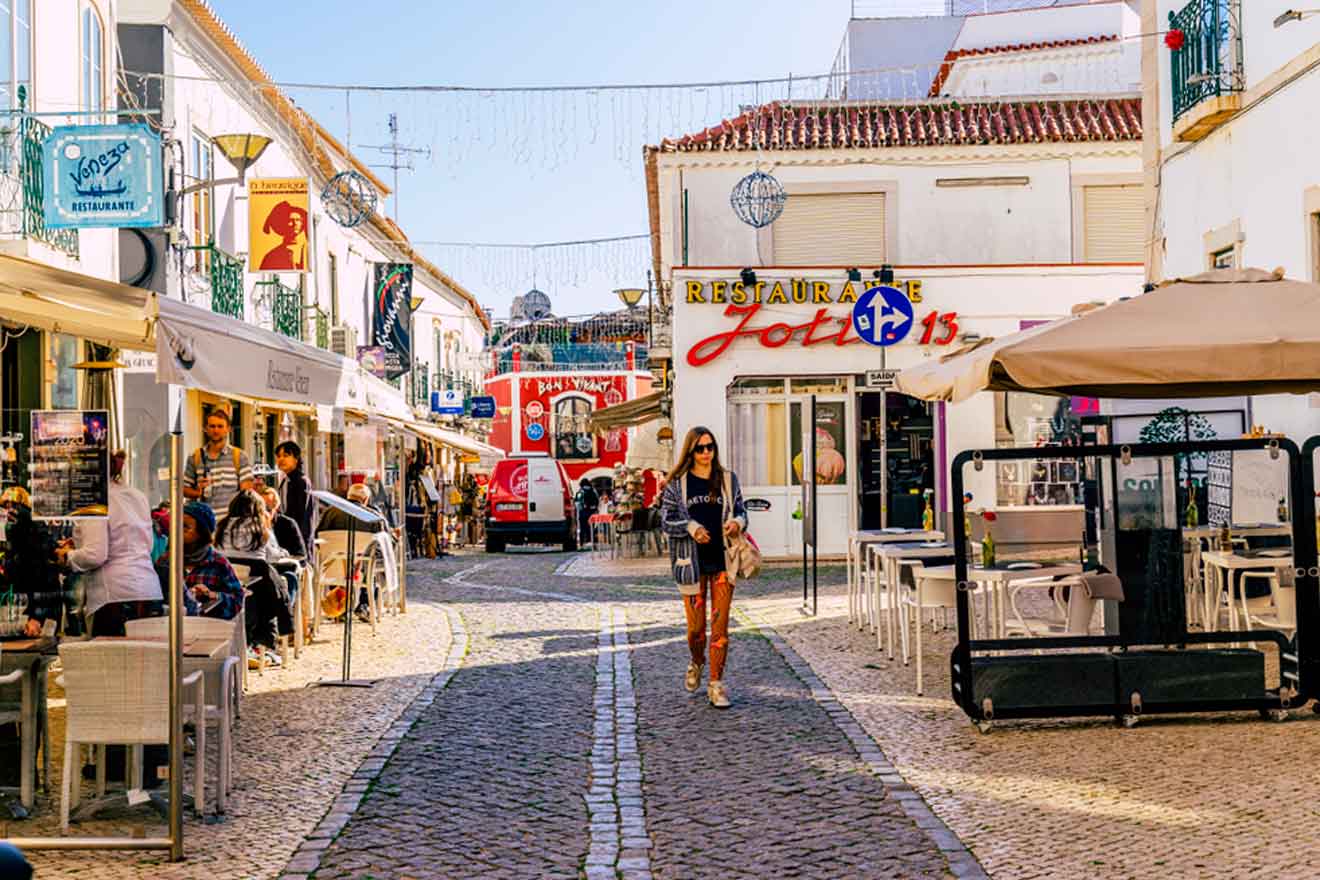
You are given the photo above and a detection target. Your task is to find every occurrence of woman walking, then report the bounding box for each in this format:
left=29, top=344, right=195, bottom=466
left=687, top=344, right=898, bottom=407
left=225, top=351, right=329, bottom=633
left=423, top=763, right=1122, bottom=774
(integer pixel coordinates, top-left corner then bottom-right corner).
left=660, top=427, right=747, bottom=708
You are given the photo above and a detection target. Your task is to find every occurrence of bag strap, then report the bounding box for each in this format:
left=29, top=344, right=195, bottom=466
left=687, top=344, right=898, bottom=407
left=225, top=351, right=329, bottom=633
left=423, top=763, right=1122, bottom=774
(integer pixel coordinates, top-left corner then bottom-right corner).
left=721, top=472, right=732, bottom=522
left=193, top=448, right=202, bottom=470
left=233, top=447, right=242, bottom=473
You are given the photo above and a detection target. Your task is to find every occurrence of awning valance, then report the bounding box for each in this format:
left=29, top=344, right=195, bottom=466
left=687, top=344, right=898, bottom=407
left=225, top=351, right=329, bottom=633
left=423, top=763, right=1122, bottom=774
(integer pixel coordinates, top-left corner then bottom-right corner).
left=384, top=416, right=505, bottom=459
left=588, top=391, right=662, bottom=431
left=0, top=253, right=153, bottom=349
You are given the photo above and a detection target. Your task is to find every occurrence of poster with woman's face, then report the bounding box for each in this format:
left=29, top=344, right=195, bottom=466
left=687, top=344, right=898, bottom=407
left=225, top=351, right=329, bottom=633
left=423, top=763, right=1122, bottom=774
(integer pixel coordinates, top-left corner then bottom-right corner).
left=791, top=401, right=847, bottom=485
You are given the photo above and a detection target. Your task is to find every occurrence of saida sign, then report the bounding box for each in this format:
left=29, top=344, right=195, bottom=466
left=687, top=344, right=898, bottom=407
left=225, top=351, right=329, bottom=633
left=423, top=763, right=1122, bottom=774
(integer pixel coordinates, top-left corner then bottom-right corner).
left=43, top=124, right=164, bottom=229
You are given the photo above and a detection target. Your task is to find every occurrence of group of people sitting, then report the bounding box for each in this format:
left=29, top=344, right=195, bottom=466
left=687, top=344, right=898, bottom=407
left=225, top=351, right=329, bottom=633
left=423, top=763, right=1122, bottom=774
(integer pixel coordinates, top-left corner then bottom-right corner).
left=1, top=431, right=385, bottom=670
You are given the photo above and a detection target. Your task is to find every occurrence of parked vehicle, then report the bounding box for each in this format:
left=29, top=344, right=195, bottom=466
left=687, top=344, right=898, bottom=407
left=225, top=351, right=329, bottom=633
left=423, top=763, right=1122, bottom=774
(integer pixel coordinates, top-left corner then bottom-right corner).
left=485, top=456, right=577, bottom=553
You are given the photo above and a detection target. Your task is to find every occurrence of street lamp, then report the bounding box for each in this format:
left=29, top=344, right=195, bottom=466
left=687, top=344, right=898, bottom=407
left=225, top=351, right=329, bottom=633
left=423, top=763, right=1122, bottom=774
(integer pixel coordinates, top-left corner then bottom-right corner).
left=177, top=133, right=272, bottom=196
left=1275, top=9, right=1320, bottom=26
left=614, top=286, right=645, bottom=310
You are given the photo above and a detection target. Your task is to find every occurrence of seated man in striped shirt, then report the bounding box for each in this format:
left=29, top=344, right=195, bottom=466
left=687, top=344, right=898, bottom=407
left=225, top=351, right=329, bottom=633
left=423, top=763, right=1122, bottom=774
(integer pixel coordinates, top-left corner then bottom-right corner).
left=183, top=408, right=254, bottom=516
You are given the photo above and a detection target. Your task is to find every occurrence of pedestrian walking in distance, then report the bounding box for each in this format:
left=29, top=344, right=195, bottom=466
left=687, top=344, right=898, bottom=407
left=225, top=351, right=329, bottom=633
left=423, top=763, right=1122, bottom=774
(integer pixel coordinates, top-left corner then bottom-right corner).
left=660, top=426, right=747, bottom=708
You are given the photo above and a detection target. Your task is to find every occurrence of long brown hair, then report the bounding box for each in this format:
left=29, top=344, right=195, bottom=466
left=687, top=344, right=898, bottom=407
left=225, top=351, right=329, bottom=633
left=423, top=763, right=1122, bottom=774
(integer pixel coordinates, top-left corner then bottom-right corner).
left=667, top=426, right=725, bottom=499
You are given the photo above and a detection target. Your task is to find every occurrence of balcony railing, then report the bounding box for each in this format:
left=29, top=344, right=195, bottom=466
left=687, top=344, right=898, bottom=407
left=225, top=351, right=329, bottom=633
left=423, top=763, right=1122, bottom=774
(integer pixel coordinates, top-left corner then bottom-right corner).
left=1169, top=0, right=1242, bottom=122
left=414, top=363, right=429, bottom=406
left=186, top=243, right=245, bottom=319
left=0, top=91, right=79, bottom=258
left=312, top=306, right=330, bottom=349
left=253, top=277, right=303, bottom=340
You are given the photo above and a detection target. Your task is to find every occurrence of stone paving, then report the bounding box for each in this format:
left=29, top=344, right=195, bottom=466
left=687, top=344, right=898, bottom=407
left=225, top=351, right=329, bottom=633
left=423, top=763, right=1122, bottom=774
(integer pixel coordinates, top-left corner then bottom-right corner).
left=292, top=552, right=958, bottom=880
left=11, top=562, right=460, bottom=880
left=740, top=574, right=1320, bottom=879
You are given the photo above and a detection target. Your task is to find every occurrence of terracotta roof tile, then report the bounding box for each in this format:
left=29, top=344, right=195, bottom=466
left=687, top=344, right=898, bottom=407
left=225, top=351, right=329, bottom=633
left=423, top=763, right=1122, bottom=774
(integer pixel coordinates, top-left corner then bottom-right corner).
left=929, top=34, right=1119, bottom=96
left=656, top=97, right=1140, bottom=153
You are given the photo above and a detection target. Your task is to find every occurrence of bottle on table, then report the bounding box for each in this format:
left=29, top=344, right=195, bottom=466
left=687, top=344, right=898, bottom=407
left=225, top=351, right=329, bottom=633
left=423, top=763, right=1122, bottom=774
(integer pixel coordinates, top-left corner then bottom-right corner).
left=981, top=529, right=995, bottom=568
left=1278, top=495, right=1289, bottom=523
left=1184, top=482, right=1198, bottom=528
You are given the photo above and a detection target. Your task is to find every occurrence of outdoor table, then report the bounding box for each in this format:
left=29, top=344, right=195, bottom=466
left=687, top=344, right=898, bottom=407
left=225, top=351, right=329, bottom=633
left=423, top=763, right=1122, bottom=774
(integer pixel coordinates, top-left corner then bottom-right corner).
left=1, top=636, right=56, bottom=810
left=1200, top=550, right=1294, bottom=635
left=906, top=563, right=1083, bottom=695
left=847, top=529, right=943, bottom=630
left=589, top=514, right=614, bottom=555
left=866, top=541, right=954, bottom=657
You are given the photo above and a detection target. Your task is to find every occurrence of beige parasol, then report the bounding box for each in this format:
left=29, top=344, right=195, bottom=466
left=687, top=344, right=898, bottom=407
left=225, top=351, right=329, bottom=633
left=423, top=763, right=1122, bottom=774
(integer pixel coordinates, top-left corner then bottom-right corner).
left=894, top=268, right=1320, bottom=402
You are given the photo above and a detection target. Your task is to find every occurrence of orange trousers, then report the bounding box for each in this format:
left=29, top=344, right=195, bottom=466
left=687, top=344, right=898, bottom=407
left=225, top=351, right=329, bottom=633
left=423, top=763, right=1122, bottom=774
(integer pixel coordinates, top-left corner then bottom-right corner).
left=684, top=572, right=733, bottom=681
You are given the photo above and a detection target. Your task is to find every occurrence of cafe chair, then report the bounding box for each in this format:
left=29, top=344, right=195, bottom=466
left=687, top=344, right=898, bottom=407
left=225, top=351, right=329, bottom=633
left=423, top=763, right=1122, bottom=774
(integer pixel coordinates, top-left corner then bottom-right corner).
left=124, top=618, right=240, bottom=812
left=58, top=640, right=206, bottom=829
left=316, top=531, right=384, bottom=635
left=899, top=561, right=964, bottom=696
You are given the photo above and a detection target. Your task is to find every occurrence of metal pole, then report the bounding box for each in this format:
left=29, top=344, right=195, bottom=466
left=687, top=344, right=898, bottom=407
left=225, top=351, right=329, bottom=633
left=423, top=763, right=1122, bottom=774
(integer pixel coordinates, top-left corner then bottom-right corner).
left=343, top=520, right=357, bottom=682
left=397, top=442, right=407, bottom=613
left=167, top=429, right=184, bottom=859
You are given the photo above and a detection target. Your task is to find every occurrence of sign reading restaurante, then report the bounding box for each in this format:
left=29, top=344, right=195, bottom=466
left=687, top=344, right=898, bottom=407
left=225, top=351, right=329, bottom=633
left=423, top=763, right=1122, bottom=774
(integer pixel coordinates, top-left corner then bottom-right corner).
left=682, top=277, right=958, bottom=366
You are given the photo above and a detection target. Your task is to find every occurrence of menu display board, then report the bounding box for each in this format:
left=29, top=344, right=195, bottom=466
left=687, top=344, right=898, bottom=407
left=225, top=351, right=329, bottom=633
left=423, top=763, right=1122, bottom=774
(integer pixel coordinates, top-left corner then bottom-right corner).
left=29, top=410, right=110, bottom=519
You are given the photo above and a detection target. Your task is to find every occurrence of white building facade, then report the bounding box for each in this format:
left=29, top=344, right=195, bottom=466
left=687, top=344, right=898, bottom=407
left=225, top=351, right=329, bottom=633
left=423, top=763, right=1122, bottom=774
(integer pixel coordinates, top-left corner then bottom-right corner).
left=651, top=6, right=1147, bottom=557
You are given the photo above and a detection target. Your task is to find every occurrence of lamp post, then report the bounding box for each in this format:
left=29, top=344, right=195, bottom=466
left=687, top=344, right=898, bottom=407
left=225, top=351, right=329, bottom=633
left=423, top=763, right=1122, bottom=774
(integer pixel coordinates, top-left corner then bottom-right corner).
left=175, top=133, right=272, bottom=197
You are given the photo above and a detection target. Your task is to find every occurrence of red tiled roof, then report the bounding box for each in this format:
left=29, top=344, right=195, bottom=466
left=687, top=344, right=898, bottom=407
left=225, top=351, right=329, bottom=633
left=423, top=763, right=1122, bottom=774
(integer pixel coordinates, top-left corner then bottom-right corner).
left=655, top=98, right=1141, bottom=153
left=929, top=35, right=1119, bottom=96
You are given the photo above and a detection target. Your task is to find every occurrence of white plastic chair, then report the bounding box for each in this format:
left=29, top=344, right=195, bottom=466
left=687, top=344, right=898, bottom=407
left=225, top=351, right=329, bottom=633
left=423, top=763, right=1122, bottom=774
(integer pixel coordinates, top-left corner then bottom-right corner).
left=900, top=563, right=968, bottom=696
left=58, top=640, right=206, bottom=829
left=124, top=617, right=240, bottom=812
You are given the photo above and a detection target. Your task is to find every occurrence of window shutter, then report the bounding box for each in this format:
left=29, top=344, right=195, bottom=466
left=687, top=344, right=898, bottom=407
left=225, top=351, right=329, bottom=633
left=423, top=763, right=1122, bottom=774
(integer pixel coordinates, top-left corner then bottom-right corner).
left=1083, top=185, right=1144, bottom=262
left=772, top=193, right=886, bottom=265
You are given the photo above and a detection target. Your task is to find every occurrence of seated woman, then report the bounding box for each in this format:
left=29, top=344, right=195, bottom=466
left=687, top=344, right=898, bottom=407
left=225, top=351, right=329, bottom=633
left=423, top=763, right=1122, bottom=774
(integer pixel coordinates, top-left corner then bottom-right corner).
left=1, top=487, right=63, bottom=637
left=259, top=485, right=307, bottom=559
left=181, top=501, right=243, bottom=621
left=215, top=490, right=293, bottom=663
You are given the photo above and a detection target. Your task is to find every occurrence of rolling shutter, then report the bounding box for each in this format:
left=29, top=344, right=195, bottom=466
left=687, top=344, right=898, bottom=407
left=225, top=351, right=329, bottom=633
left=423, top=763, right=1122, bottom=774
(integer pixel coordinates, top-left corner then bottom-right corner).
left=1083, top=185, right=1144, bottom=262
left=772, top=193, right=886, bottom=265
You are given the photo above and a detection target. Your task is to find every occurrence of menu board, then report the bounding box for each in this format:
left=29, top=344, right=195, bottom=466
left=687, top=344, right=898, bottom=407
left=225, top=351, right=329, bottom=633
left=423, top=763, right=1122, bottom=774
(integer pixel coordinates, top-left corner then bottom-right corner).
left=29, top=410, right=110, bottom=519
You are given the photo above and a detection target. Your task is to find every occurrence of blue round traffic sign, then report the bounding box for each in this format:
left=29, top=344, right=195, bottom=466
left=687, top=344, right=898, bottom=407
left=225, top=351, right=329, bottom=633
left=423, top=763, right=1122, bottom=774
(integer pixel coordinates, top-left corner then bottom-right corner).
left=526, top=422, right=545, bottom=441
left=852, top=285, right=914, bottom=347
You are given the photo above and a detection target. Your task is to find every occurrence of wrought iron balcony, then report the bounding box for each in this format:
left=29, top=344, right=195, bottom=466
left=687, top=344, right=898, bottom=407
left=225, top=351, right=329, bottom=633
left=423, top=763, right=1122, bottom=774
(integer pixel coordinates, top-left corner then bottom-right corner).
left=0, top=91, right=79, bottom=258
left=186, top=243, right=245, bottom=319
left=312, top=306, right=330, bottom=349
left=1169, top=0, right=1242, bottom=124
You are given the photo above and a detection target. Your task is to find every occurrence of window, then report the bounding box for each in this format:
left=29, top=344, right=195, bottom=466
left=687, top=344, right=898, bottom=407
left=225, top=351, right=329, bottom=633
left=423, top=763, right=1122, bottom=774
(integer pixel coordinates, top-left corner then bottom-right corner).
left=1212, top=246, right=1235, bottom=269
left=553, top=396, right=594, bottom=460
left=190, top=131, right=213, bottom=271
left=773, top=193, right=886, bottom=265
left=1082, top=185, right=1144, bottom=262
left=0, top=0, right=32, bottom=109
left=81, top=5, right=103, bottom=115
left=728, top=399, right=787, bottom=487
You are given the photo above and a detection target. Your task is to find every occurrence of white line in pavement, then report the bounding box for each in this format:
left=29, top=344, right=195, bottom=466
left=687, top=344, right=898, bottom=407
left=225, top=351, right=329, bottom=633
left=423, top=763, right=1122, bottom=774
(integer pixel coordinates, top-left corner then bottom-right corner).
left=444, top=560, right=589, bottom=603
left=584, top=607, right=655, bottom=880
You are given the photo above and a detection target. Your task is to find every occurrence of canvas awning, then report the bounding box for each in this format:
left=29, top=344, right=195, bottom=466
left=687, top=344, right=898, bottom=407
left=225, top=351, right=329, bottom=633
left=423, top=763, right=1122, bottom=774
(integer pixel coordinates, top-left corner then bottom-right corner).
left=0, top=253, right=413, bottom=418
left=384, top=416, right=505, bottom=459
left=894, top=268, right=1320, bottom=402
left=588, top=391, right=663, bottom=431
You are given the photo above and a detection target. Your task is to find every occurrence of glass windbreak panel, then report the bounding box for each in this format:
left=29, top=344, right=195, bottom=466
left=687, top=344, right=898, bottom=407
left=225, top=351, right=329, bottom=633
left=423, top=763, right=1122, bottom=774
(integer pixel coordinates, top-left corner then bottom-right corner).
left=728, top=399, right=786, bottom=486
left=789, top=377, right=846, bottom=395
left=789, top=399, right=846, bottom=486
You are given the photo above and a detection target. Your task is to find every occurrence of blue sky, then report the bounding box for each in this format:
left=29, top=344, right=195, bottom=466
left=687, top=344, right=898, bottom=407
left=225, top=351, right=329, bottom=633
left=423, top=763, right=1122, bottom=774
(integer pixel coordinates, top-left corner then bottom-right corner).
left=212, top=0, right=853, bottom=317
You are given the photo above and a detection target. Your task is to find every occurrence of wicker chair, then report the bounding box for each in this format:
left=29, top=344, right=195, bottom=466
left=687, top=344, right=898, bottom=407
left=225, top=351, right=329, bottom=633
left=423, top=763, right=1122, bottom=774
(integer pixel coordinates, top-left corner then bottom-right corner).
left=58, top=640, right=206, bottom=830
left=124, top=617, right=240, bottom=812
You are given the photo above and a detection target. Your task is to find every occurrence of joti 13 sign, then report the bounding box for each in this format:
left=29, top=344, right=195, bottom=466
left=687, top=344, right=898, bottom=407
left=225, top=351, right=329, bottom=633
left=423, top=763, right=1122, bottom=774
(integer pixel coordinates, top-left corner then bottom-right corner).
left=43, top=124, right=164, bottom=229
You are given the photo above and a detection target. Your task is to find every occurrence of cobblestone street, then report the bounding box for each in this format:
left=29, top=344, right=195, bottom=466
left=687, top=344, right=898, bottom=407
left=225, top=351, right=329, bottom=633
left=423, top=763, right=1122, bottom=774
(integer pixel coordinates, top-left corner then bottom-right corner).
left=284, top=553, right=965, bottom=880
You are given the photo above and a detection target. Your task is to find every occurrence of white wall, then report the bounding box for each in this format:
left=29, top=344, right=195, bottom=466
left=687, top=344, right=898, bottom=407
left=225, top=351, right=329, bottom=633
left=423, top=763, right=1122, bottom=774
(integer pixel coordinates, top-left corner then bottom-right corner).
left=1153, top=0, right=1320, bottom=442
left=661, top=148, right=1139, bottom=273
left=944, top=42, right=1138, bottom=97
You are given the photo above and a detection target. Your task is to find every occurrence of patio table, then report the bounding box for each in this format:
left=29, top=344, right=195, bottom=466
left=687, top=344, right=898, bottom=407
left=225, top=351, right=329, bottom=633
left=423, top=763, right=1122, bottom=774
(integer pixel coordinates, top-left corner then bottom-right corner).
left=847, top=529, right=942, bottom=630
left=1, top=636, right=56, bottom=810
left=1201, top=550, right=1294, bottom=635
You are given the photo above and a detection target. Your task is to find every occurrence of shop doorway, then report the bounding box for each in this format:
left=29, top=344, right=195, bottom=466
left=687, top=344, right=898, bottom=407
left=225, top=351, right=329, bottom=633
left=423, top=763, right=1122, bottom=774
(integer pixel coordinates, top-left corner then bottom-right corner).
left=857, top=389, right=936, bottom=530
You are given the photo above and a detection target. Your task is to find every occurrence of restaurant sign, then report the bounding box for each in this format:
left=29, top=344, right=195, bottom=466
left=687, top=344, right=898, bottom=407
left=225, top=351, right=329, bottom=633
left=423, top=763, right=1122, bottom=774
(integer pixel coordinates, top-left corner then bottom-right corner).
left=42, top=124, right=164, bottom=229
left=682, top=277, right=958, bottom=367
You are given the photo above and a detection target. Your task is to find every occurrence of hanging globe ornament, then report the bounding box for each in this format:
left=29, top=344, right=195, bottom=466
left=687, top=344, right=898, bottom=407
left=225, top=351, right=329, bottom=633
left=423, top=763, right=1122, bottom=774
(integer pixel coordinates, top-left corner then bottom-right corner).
left=321, top=170, right=378, bottom=228
left=730, top=169, right=787, bottom=229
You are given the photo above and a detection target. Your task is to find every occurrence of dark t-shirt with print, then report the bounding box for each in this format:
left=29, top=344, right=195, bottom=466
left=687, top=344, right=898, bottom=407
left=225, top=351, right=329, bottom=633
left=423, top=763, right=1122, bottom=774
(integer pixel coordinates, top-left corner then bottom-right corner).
left=685, top=472, right=725, bottom=574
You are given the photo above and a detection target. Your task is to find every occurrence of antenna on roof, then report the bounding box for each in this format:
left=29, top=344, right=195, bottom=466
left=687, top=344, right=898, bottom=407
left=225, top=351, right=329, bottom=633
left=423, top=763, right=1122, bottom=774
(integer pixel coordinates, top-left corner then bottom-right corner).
left=357, top=113, right=431, bottom=223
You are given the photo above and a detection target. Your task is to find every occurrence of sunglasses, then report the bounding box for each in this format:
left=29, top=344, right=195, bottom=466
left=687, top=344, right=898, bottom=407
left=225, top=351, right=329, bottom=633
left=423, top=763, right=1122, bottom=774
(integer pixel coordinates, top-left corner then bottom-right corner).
left=693, top=442, right=716, bottom=454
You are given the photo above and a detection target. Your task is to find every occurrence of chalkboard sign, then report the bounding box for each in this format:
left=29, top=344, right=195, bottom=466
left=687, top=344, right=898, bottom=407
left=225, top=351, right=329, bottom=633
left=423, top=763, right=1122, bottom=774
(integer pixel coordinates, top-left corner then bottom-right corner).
left=29, top=410, right=109, bottom=519
left=1205, top=450, right=1232, bottom=526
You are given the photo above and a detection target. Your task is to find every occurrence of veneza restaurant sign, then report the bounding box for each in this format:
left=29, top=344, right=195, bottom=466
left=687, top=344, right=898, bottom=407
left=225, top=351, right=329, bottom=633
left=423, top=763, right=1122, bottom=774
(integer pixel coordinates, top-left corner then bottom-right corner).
left=681, top=277, right=958, bottom=367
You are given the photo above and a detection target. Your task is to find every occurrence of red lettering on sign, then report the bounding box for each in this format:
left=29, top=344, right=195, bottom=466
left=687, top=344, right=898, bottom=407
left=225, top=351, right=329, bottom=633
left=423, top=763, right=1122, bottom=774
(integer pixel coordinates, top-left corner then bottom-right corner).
left=685, top=303, right=958, bottom=367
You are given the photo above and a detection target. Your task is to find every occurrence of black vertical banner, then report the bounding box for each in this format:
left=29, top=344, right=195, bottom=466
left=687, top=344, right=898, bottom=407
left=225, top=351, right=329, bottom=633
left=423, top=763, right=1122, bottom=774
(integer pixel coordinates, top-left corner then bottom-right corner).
left=372, top=263, right=413, bottom=379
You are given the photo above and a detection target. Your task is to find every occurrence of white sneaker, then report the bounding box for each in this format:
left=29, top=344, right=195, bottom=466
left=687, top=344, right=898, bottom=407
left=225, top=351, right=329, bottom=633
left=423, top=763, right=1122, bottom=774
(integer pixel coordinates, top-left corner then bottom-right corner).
left=685, top=662, right=703, bottom=692
left=708, top=680, right=730, bottom=709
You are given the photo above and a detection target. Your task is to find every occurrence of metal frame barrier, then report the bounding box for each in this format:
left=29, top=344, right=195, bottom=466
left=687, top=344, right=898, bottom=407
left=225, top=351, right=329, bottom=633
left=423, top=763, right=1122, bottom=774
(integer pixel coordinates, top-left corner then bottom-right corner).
left=947, top=437, right=1317, bottom=726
